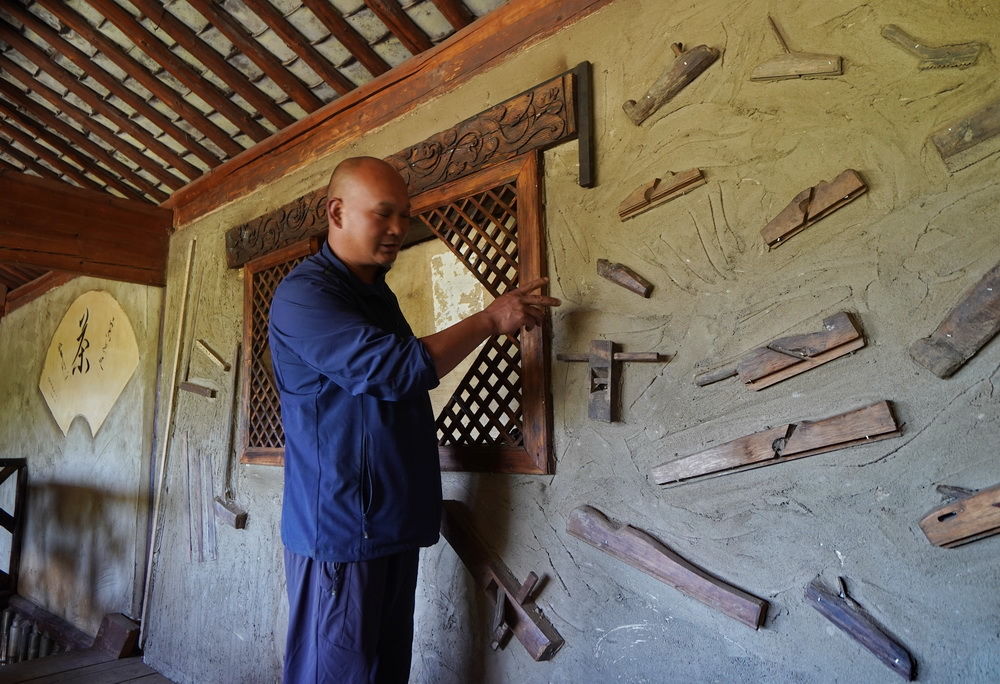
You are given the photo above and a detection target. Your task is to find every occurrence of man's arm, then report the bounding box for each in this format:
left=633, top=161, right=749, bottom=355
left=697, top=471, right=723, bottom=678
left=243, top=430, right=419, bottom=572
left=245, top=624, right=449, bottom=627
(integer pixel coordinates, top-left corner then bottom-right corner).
left=420, top=277, right=560, bottom=378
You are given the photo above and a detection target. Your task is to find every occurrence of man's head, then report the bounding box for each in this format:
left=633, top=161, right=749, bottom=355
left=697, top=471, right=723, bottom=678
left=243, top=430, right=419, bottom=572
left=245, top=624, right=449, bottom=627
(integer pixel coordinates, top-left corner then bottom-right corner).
left=326, top=156, right=411, bottom=283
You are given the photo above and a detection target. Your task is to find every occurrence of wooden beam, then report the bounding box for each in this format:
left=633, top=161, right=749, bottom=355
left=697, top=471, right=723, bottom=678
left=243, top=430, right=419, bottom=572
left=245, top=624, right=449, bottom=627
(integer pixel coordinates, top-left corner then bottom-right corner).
left=0, top=170, right=171, bottom=286
left=241, top=0, right=356, bottom=96
left=33, top=0, right=243, bottom=158
left=185, top=0, right=324, bottom=113
left=430, top=0, right=475, bottom=31
left=0, top=118, right=104, bottom=192
left=0, top=55, right=186, bottom=190
left=0, top=80, right=167, bottom=201
left=0, top=96, right=147, bottom=201
left=84, top=0, right=270, bottom=142
left=4, top=271, right=78, bottom=317
left=364, top=0, right=434, bottom=55
left=163, top=0, right=614, bottom=227
left=129, top=0, right=295, bottom=129
left=301, top=0, right=391, bottom=77
left=0, top=9, right=217, bottom=171
left=0, top=283, right=7, bottom=321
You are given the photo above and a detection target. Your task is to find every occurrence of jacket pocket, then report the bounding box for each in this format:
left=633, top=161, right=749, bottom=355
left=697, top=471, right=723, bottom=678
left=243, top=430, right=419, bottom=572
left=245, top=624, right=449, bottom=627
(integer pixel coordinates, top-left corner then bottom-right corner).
left=360, top=430, right=373, bottom=540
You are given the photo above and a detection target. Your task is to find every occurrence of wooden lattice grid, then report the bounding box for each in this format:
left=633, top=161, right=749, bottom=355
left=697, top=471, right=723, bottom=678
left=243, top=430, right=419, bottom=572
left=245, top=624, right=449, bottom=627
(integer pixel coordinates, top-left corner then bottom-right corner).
left=417, top=182, right=519, bottom=299
left=435, top=334, right=524, bottom=447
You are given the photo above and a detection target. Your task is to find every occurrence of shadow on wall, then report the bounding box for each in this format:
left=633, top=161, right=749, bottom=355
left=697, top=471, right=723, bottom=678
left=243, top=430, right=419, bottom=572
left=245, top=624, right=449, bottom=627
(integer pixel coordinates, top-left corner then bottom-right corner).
left=24, top=480, right=137, bottom=633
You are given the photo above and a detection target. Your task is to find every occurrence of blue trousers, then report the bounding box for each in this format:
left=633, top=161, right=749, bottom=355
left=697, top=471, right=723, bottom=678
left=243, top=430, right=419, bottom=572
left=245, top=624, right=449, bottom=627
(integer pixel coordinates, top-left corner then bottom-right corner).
left=283, top=547, right=419, bottom=684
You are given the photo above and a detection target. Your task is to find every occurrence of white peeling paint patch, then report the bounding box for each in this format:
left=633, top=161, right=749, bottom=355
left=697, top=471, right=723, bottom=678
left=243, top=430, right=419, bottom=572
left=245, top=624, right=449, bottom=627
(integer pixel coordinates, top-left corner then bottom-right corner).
left=836, top=549, right=846, bottom=566
left=431, top=251, right=489, bottom=332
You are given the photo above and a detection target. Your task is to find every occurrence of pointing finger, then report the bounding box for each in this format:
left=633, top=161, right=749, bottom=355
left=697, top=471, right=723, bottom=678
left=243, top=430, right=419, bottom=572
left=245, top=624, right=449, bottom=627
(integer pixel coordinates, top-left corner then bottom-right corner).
left=510, top=277, right=548, bottom=295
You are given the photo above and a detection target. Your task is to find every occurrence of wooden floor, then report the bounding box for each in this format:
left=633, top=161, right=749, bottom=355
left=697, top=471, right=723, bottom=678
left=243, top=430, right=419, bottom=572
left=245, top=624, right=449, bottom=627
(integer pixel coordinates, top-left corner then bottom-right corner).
left=0, top=647, right=175, bottom=683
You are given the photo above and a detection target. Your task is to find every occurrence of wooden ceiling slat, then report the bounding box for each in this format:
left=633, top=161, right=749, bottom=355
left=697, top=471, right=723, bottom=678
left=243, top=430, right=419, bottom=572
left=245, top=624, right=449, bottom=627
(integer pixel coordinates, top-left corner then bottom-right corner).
left=0, top=139, right=59, bottom=181
left=83, top=0, right=270, bottom=143
left=1, top=8, right=221, bottom=169
left=0, top=82, right=165, bottom=201
left=129, top=0, right=295, bottom=130
left=241, top=0, right=356, bottom=96
left=430, top=0, right=475, bottom=31
left=0, top=97, right=147, bottom=201
left=0, top=118, right=105, bottom=193
left=185, top=0, right=324, bottom=113
left=363, top=0, right=434, bottom=55
left=0, top=58, right=184, bottom=191
left=300, top=0, right=390, bottom=78
left=0, top=170, right=170, bottom=286
left=33, top=0, right=243, bottom=158
left=0, top=56, right=190, bottom=187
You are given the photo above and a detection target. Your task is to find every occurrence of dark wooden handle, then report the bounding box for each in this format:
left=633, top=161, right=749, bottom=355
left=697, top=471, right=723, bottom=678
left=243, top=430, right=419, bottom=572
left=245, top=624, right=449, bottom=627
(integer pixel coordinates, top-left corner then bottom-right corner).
left=805, top=579, right=914, bottom=680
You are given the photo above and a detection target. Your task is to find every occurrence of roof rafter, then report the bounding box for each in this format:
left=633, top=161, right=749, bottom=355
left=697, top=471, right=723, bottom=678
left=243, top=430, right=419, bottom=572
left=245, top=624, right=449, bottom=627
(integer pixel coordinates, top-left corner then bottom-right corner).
left=83, top=0, right=270, bottom=142
left=0, top=137, right=60, bottom=181
left=301, top=0, right=390, bottom=78
left=430, top=0, right=475, bottom=31
left=185, top=0, right=324, bottom=113
left=364, top=0, right=434, bottom=55
left=129, top=0, right=295, bottom=129
left=1, top=56, right=185, bottom=191
left=0, top=118, right=103, bottom=192
left=33, top=0, right=243, bottom=157
left=241, top=0, right=356, bottom=96
left=2, top=6, right=223, bottom=167
left=0, top=81, right=165, bottom=201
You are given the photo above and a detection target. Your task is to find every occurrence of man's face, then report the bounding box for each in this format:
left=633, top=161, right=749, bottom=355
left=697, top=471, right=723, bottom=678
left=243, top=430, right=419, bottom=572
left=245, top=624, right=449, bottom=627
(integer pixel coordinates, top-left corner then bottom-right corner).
left=328, top=162, right=411, bottom=274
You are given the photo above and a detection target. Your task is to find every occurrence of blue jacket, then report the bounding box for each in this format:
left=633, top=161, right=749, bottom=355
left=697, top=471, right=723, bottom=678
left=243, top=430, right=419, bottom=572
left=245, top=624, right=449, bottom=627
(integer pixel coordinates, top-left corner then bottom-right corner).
left=268, top=241, right=442, bottom=562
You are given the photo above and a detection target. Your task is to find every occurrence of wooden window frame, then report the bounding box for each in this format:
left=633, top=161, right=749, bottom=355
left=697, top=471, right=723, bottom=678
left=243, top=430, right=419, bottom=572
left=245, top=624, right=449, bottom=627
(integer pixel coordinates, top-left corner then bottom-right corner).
left=411, top=151, right=553, bottom=474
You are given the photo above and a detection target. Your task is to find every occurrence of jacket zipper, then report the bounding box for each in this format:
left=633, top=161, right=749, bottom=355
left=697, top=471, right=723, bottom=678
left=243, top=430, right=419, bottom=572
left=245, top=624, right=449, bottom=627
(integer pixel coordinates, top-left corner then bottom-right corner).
left=360, top=399, right=370, bottom=541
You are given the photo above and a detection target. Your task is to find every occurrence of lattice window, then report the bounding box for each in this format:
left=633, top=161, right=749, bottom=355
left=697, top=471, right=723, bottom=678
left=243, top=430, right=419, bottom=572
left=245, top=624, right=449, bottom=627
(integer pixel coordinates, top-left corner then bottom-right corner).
left=411, top=152, right=552, bottom=474
left=240, top=238, right=319, bottom=465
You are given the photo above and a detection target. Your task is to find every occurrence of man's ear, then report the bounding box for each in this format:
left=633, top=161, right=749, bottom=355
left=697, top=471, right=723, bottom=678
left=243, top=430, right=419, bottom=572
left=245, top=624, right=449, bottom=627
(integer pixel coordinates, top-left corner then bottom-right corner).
left=327, top=197, right=343, bottom=230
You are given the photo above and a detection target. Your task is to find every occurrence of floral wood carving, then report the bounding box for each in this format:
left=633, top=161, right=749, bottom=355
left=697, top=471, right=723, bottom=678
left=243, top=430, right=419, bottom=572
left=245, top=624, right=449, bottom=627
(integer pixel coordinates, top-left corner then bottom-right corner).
left=225, top=66, right=589, bottom=269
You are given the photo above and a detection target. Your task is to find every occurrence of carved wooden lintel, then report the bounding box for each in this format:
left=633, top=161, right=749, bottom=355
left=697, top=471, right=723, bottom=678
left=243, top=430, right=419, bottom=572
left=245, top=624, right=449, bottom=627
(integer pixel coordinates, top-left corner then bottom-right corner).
left=226, top=66, right=591, bottom=268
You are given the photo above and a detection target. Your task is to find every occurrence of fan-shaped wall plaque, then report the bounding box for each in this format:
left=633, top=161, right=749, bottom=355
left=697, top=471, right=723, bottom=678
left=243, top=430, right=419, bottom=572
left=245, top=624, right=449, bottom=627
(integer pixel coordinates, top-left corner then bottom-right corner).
left=39, top=291, right=139, bottom=437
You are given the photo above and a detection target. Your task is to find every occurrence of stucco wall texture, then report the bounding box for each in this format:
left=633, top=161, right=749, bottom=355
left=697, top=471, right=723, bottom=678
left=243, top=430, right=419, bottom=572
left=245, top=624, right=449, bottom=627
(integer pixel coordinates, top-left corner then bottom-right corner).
left=137, top=0, right=999, bottom=682
left=0, top=277, right=161, bottom=635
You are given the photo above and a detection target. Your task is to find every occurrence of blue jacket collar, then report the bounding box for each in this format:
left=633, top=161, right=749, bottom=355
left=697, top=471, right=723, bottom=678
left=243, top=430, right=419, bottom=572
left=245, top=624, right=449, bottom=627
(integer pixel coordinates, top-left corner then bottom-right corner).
left=318, top=240, right=388, bottom=288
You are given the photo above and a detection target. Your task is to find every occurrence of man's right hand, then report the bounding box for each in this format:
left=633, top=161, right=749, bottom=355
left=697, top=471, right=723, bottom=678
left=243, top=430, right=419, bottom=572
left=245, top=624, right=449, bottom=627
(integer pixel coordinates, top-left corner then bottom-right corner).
left=482, top=277, right=561, bottom=335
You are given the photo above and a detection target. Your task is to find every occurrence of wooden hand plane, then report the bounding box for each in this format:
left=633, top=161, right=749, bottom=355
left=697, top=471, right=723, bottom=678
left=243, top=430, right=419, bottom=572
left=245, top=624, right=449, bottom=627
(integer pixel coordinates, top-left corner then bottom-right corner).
left=623, top=42, right=719, bottom=125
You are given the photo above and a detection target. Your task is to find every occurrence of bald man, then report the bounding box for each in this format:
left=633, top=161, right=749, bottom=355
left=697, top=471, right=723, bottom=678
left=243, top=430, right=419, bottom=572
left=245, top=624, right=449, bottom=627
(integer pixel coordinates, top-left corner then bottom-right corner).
left=269, top=157, right=559, bottom=682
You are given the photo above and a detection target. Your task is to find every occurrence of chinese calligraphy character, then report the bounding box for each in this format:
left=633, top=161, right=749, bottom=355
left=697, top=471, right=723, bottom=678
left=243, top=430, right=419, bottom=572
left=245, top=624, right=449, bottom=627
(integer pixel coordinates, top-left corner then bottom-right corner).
left=72, top=308, right=91, bottom=375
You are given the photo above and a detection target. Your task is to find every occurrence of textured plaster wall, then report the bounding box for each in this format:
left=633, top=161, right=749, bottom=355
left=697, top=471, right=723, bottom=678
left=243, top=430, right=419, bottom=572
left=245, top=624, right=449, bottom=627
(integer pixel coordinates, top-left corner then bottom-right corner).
left=144, top=0, right=998, bottom=682
left=0, top=277, right=161, bottom=635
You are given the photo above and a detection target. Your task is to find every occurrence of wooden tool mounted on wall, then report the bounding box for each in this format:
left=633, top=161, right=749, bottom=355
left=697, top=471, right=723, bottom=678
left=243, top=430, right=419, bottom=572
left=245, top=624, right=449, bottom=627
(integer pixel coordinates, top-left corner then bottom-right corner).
left=751, top=15, right=843, bottom=81
left=919, top=483, right=1000, bottom=549
left=909, top=262, right=1000, bottom=378
left=651, top=400, right=900, bottom=486
left=694, top=312, right=866, bottom=390
left=618, top=169, right=706, bottom=221
left=881, top=24, right=983, bottom=70
left=557, top=341, right=668, bottom=422
left=623, top=43, right=720, bottom=125
left=440, top=500, right=564, bottom=661
left=567, top=505, right=768, bottom=628
left=930, top=97, right=1000, bottom=173
left=761, top=169, right=867, bottom=248
left=805, top=577, right=915, bottom=680
left=597, top=259, right=654, bottom=297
